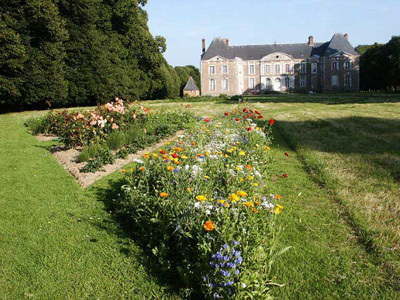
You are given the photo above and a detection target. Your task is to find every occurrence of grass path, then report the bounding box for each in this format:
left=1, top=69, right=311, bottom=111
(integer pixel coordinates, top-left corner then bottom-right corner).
left=0, top=112, right=181, bottom=299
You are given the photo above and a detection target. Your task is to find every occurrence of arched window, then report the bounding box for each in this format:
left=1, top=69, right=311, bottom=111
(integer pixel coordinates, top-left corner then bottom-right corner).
left=210, top=79, right=215, bottom=90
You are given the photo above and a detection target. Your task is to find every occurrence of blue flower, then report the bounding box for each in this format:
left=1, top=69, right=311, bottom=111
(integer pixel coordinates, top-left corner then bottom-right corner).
left=223, top=244, right=229, bottom=249
left=221, top=270, right=230, bottom=277
left=213, top=292, right=221, bottom=299
left=173, top=168, right=180, bottom=173
left=235, top=257, right=243, bottom=264
left=233, top=240, right=239, bottom=246
left=235, top=269, right=240, bottom=275
left=224, top=281, right=233, bottom=286
left=203, top=276, right=207, bottom=281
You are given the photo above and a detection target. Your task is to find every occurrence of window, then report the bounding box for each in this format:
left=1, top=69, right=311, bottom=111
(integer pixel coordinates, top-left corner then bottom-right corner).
left=210, top=79, right=215, bottom=90
left=222, top=78, right=229, bottom=90
left=344, top=61, right=351, bottom=70
left=285, top=77, right=290, bottom=88
left=222, top=65, right=228, bottom=74
left=311, top=62, right=317, bottom=74
left=266, top=78, right=272, bottom=89
left=300, top=76, right=306, bottom=87
left=209, top=66, right=215, bottom=74
left=344, top=74, right=351, bottom=86
left=249, top=65, right=255, bottom=74
left=285, top=64, right=290, bottom=73
left=275, top=64, right=280, bottom=74
left=300, top=63, right=306, bottom=74
left=332, top=75, right=338, bottom=86
left=249, top=78, right=255, bottom=89
left=265, top=65, right=271, bottom=74
left=332, top=61, right=338, bottom=71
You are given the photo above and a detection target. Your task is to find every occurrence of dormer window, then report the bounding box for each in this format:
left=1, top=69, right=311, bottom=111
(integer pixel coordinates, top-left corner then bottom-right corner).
left=209, top=66, right=215, bottom=74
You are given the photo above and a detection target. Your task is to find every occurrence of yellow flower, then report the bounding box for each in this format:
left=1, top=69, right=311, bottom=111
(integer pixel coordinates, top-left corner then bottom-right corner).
left=205, top=151, right=210, bottom=156
left=243, top=201, right=254, bottom=208
left=130, top=168, right=134, bottom=172
left=248, top=176, right=254, bottom=180
left=204, top=175, right=210, bottom=180
left=181, top=155, right=189, bottom=160
left=144, top=153, right=150, bottom=159
left=253, top=183, right=259, bottom=187
left=160, top=192, right=169, bottom=198
left=228, top=193, right=240, bottom=202
left=152, top=153, right=159, bottom=158
left=122, top=169, right=127, bottom=174
left=165, top=142, right=170, bottom=145
left=240, top=178, right=244, bottom=183
left=203, top=220, right=216, bottom=231
left=236, top=166, right=242, bottom=171
left=218, top=152, right=222, bottom=156
left=187, top=187, right=192, bottom=193
left=196, top=195, right=207, bottom=202
left=224, top=154, right=229, bottom=158
left=218, top=200, right=226, bottom=204
left=228, top=148, right=235, bottom=153
left=274, top=204, right=284, bottom=214
left=239, top=151, right=245, bottom=156
left=264, top=146, right=270, bottom=151
left=174, top=160, right=180, bottom=165
left=167, top=166, right=174, bottom=171
left=237, top=190, right=248, bottom=197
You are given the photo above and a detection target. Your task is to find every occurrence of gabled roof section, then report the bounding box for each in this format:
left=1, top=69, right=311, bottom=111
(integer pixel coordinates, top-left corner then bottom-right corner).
left=183, top=77, right=199, bottom=91
left=201, top=34, right=359, bottom=61
left=323, top=34, right=359, bottom=56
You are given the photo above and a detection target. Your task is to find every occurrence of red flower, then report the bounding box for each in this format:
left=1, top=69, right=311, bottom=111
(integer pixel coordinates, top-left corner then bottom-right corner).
left=243, top=108, right=248, bottom=113
left=269, top=119, right=275, bottom=126
left=255, top=110, right=260, bottom=115
left=205, top=118, right=210, bottom=123
left=243, top=116, right=247, bottom=119
left=283, top=173, right=288, bottom=178
left=172, top=153, right=178, bottom=158
left=235, top=118, right=240, bottom=121
left=160, top=150, right=166, bottom=154
left=247, top=127, right=252, bottom=131
left=284, top=152, right=289, bottom=157
left=224, top=112, right=229, bottom=116
left=257, top=115, right=263, bottom=119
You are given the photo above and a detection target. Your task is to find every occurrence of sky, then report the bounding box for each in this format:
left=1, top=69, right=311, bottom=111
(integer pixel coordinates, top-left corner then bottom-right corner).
left=145, top=0, right=400, bottom=67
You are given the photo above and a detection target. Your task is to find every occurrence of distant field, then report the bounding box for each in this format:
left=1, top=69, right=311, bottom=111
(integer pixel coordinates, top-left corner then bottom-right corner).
left=1, top=93, right=399, bottom=299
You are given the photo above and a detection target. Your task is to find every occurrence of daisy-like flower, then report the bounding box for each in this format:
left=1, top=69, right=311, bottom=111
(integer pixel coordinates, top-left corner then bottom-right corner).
left=160, top=192, right=169, bottom=198
left=196, top=195, right=207, bottom=202
left=237, top=190, right=248, bottom=197
left=203, top=220, right=216, bottom=231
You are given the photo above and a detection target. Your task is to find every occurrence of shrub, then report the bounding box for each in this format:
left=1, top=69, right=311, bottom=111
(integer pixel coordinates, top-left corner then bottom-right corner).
left=81, top=147, right=115, bottom=173
left=115, top=148, right=129, bottom=159
left=25, top=118, right=47, bottom=135
left=106, top=131, right=127, bottom=150
left=78, top=144, right=103, bottom=162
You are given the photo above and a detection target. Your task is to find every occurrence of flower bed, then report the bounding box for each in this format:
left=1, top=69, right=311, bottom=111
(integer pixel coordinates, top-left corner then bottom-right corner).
left=118, top=108, right=287, bottom=299
left=26, top=99, right=195, bottom=173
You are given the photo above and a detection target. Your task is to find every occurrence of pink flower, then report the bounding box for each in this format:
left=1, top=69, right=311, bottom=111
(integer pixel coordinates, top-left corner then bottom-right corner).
left=112, top=123, right=119, bottom=130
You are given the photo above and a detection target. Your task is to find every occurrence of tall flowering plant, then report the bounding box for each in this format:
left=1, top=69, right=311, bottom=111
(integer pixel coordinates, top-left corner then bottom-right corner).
left=120, top=107, right=287, bottom=298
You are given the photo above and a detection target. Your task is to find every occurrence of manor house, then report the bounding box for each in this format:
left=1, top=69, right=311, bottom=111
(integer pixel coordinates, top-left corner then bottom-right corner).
left=200, top=33, right=359, bottom=96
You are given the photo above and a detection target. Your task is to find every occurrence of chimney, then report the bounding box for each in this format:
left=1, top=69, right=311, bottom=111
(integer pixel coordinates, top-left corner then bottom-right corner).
left=202, top=38, right=206, bottom=53
left=308, top=36, right=314, bottom=46
left=223, top=38, right=229, bottom=47
left=344, top=33, right=349, bottom=40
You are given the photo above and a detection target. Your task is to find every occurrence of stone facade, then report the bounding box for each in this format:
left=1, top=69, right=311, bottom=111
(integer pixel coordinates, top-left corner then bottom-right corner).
left=201, top=34, right=360, bottom=96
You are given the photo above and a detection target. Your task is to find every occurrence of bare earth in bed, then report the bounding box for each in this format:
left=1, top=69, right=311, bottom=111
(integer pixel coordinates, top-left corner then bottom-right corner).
left=50, top=130, right=185, bottom=188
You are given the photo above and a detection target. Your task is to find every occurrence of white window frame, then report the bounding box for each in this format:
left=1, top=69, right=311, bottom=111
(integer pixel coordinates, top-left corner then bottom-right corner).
left=210, top=79, right=215, bottom=90
left=285, top=64, right=290, bottom=73
left=222, top=78, right=229, bottom=90
left=311, top=62, right=317, bottom=74
left=300, top=63, right=307, bottom=74
left=332, top=75, right=338, bottom=86
left=285, top=77, right=290, bottom=88
left=332, top=61, right=338, bottom=71
left=209, top=65, right=215, bottom=74
left=265, top=64, right=271, bottom=74
left=344, top=61, right=351, bottom=71
left=275, top=64, right=280, bottom=74
left=222, top=65, right=228, bottom=74
left=249, top=64, right=255, bottom=75
left=300, top=76, right=307, bottom=87
left=249, top=78, right=255, bottom=89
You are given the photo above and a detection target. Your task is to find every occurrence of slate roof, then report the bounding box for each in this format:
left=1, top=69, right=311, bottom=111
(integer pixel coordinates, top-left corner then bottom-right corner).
left=201, top=34, right=358, bottom=61
left=183, top=76, right=199, bottom=91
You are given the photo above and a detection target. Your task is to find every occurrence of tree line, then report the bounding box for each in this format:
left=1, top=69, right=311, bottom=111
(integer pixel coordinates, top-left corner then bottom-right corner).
left=0, top=0, right=200, bottom=109
left=357, top=36, right=400, bottom=91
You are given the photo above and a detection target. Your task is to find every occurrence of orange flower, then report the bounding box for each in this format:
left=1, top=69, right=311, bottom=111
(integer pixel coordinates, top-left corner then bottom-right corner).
left=144, top=153, right=150, bottom=159
left=121, top=169, right=127, bottom=174
left=203, top=220, right=216, bottom=231
left=245, top=165, right=252, bottom=169
left=160, top=192, right=169, bottom=198
left=139, top=167, right=144, bottom=171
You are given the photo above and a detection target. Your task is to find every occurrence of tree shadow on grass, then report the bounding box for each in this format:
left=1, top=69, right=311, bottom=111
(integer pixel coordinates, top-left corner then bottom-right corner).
left=273, top=116, right=400, bottom=183
left=86, top=177, right=188, bottom=299
left=216, top=93, right=400, bottom=105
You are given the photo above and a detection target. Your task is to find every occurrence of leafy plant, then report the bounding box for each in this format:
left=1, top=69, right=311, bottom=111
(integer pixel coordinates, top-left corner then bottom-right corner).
left=81, top=147, right=115, bottom=173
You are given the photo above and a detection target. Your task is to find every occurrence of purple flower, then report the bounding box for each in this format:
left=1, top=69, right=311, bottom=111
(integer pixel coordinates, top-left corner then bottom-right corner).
left=235, top=269, right=240, bottom=275
left=233, top=240, right=239, bottom=246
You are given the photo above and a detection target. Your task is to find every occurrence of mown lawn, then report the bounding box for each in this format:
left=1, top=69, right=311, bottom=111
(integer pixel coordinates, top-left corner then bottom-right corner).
left=1, top=93, right=399, bottom=299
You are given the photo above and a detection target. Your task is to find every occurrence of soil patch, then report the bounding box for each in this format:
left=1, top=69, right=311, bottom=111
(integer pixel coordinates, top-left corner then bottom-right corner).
left=48, top=130, right=185, bottom=188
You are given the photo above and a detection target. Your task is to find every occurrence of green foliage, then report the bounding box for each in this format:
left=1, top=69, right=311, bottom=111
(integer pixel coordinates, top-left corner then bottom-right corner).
left=1, top=0, right=182, bottom=109
left=25, top=117, right=47, bottom=135
left=78, top=144, right=104, bottom=163
left=81, top=147, right=115, bottom=173
left=174, top=65, right=201, bottom=96
left=358, top=36, right=400, bottom=91
left=106, top=131, right=127, bottom=150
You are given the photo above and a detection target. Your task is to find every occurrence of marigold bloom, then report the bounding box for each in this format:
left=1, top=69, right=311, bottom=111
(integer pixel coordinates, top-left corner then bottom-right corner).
left=160, top=192, right=169, bottom=198
left=122, top=169, right=127, bottom=174
left=245, top=165, right=252, bottom=169
left=139, top=167, right=145, bottom=171
left=264, top=146, right=270, bottom=151
left=243, top=202, right=254, bottom=208
left=196, top=195, right=207, bottom=202
left=237, top=190, right=248, bottom=197
left=275, top=204, right=284, bottom=214
left=174, top=161, right=180, bottom=165
left=203, top=220, right=216, bottom=231
left=181, top=155, right=189, bottom=160
left=167, top=166, right=174, bottom=171
left=144, top=153, right=150, bottom=159
left=228, top=193, right=240, bottom=202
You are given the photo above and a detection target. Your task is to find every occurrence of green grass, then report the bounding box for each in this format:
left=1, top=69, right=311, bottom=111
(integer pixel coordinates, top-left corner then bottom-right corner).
left=1, top=93, right=399, bottom=299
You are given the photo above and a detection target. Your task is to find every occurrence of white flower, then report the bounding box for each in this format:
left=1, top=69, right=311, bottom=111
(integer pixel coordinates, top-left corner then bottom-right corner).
left=133, top=158, right=144, bottom=164
left=206, top=209, right=211, bottom=215
left=262, top=202, right=274, bottom=209
left=194, top=202, right=201, bottom=209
